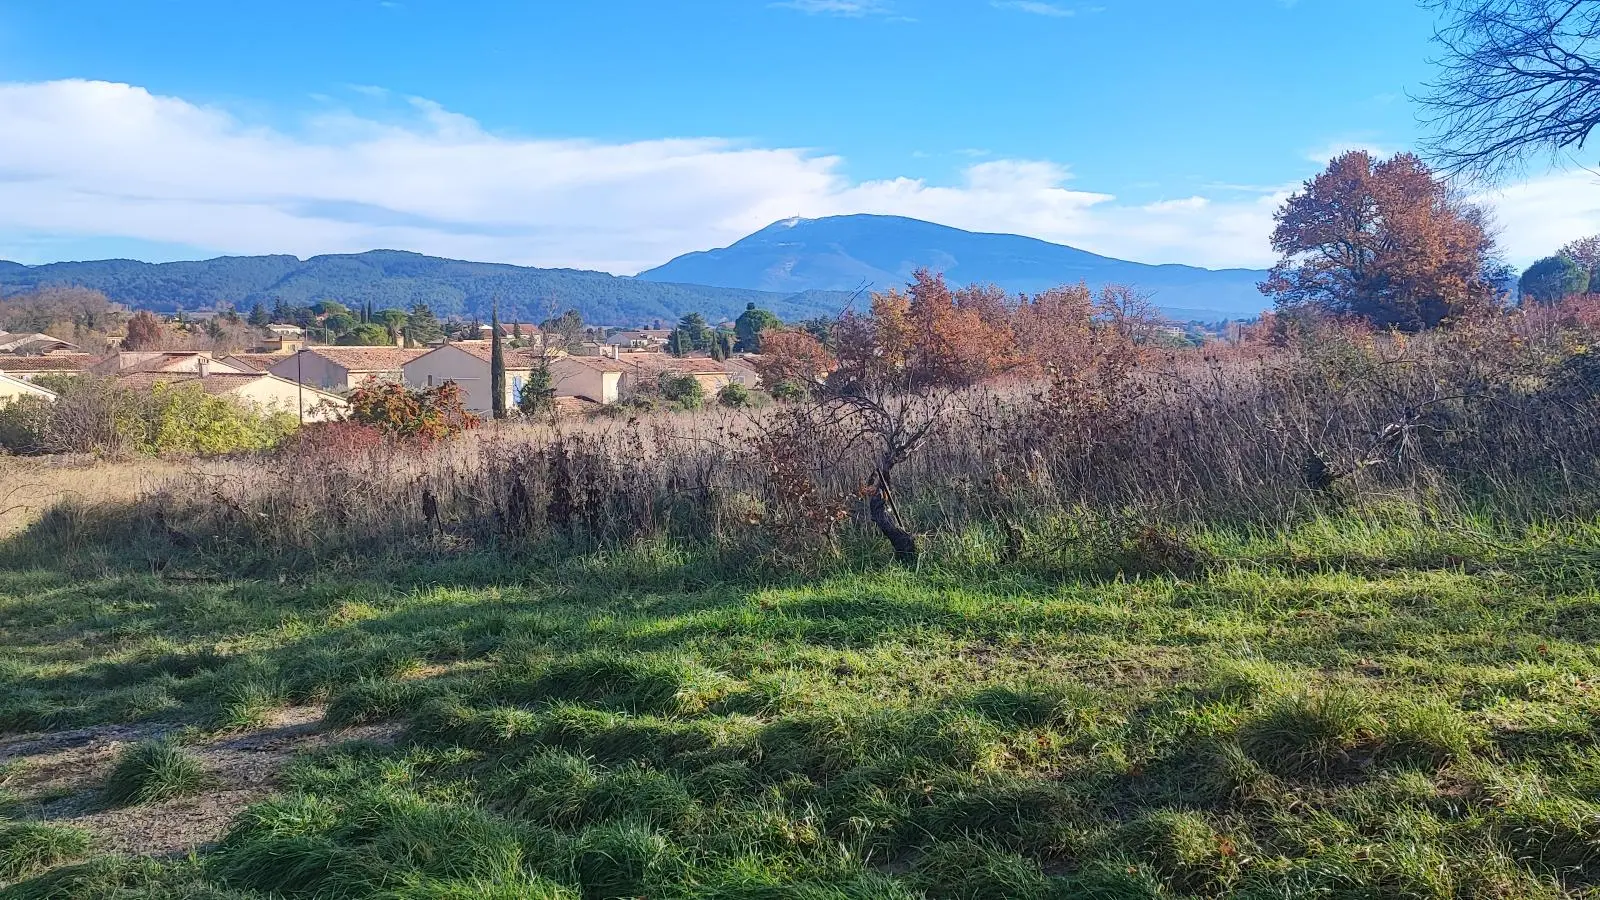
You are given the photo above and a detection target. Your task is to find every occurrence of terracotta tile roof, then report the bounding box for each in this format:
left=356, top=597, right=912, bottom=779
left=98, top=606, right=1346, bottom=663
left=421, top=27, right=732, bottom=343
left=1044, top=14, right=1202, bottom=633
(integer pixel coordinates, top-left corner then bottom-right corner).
left=112, top=371, right=347, bottom=406
left=553, top=396, right=603, bottom=416
left=618, top=354, right=729, bottom=376
left=0, top=353, right=97, bottom=373
left=222, top=353, right=295, bottom=373
left=110, top=353, right=249, bottom=376
left=301, top=347, right=428, bottom=371
left=114, top=372, right=268, bottom=396
left=446, top=343, right=550, bottom=369
left=560, top=355, right=628, bottom=374
left=0, top=332, right=77, bottom=353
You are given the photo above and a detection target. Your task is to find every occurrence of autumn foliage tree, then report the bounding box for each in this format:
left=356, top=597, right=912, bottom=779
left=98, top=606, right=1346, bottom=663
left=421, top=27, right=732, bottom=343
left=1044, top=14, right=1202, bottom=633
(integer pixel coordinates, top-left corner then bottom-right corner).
left=1260, top=151, right=1499, bottom=330
left=753, top=270, right=1031, bottom=562
left=347, top=380, right=480, bottom=440
left=121, top=310, right=166, bottom=351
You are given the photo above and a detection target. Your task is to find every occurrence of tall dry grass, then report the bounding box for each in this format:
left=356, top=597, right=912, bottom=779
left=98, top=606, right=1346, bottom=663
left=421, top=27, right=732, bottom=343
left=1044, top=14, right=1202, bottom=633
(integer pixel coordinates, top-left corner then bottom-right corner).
left=18, top=305, right=1600, bottom=571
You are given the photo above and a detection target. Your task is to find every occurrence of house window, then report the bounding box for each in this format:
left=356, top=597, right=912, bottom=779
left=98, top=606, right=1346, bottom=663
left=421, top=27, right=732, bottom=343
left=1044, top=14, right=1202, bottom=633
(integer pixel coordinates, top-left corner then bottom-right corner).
left=512, top=375, right=525, bottom=398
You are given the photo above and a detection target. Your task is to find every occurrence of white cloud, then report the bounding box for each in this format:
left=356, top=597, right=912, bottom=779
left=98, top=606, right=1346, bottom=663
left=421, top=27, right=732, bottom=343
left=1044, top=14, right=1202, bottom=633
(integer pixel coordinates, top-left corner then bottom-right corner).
left=1472, top=171, right=1600, bottom=265
left=0, top=80, right=1594, bottom=274
left=1303, top=139, right=1395, bottom=165
left=771, top=0, right=891, bottom=16
left=991, top=1, right=1104, bottom=16
left=993, top=1, right=1072, bottom=16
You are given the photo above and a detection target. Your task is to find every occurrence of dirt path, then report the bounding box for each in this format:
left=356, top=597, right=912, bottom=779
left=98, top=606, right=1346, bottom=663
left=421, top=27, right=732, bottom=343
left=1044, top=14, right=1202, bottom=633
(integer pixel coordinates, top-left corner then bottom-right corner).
left=0, top=707, right=398, bottom=857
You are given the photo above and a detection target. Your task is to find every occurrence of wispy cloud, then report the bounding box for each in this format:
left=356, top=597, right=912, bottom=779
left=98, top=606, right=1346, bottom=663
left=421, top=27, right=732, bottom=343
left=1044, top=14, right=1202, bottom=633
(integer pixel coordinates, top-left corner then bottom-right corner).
left=991, top=1, right=1103, bottom=17
left=0, top=80, right=1591, bottom=272
left=1303, top=138, right=1394, bottom=165
left=771, top=0, right=892, bottom=16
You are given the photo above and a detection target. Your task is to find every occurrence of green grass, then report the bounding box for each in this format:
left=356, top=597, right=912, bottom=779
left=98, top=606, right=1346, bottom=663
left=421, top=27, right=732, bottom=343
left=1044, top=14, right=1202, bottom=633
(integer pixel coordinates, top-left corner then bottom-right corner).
left=0, top=822, right=90, bottom=882
left=102, top=739, right=211, bottom=807
left=2, top=512, right=1600, bottom=896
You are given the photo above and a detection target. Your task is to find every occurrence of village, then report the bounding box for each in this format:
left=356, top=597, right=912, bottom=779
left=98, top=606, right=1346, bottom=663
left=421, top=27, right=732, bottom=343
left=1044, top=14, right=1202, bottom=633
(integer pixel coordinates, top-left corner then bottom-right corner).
left=0, top=311, right=767, bottom=425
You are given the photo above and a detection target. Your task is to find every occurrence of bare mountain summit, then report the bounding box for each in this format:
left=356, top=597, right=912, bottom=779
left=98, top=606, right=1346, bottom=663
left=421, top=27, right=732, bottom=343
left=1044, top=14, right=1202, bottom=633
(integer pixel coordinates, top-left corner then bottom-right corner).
left=639, top=214, right=1268, bottom=321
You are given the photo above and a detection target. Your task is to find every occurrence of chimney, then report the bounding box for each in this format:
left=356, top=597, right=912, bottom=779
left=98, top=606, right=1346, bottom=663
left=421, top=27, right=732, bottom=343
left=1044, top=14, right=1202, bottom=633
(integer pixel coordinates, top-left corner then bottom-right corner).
left=197, top=356, right=210, bottom=377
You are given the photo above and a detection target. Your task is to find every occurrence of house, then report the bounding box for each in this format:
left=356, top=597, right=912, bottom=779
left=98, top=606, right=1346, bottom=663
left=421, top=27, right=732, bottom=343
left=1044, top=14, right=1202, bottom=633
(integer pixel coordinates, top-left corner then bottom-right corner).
left=0, top=372, right=58, bottom=405
left=546, top=355, right=625, bottom=406
left=261, top=325, right=307, bottom=353
left=544, top=352, right=731, bottom=405
left=112, top=372, right=348, bottom=422
left=0, top=354, right=97, bottom=381
left=268, top=347, right=428, bottom=393
left=721, top=354, right=763, bottom=389
left=479, top=323, right=547, bottom=344
left=90, top=351, right=252, bottom=377
left=219, top=352, right=298, bottom=373
left=0, top=331, right=78, bottom=355
left=402, top=343, right=559, bottom=414
left=606, top=329, right=673, bottom=349
left=614, top=353, right=732, bottom=396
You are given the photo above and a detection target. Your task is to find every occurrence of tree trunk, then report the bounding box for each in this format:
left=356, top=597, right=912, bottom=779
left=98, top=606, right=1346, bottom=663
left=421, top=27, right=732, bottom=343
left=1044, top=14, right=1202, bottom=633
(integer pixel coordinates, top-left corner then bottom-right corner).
left=868, top=464, right=918, bottom=565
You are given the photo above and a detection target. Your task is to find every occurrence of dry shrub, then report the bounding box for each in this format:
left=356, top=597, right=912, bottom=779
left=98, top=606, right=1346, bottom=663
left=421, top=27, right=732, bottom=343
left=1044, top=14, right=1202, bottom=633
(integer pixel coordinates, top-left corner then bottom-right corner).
left=76, top=303, right=1600, bottom=570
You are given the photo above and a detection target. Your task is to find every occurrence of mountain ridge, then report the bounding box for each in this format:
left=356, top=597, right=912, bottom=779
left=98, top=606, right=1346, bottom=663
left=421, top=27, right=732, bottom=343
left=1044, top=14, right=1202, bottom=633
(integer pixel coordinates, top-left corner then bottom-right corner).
left=0, top=215, right=1271, bottom=324
left=0, top=250, right=851, bottom=325
left=640, top=214, right=1269, bottom=320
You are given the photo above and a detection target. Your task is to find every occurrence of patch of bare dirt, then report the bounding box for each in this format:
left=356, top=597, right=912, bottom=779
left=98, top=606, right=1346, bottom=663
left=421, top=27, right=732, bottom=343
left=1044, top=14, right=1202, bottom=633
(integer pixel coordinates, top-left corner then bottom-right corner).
left=0, top=706, right=399, bottom=858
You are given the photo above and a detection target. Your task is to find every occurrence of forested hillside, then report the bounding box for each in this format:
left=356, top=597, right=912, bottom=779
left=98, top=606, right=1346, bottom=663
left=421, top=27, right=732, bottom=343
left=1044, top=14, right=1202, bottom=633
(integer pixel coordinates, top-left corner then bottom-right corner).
left=0, top=250, right=850, bottom=324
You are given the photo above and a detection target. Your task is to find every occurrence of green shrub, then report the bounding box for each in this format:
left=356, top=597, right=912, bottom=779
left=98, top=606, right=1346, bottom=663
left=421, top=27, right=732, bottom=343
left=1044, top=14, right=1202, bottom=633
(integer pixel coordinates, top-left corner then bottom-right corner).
left=139, top=383, right=297, bottom=455
left=659, top=373, right=704, bottom=410
left=717, top=381, right=751, bottom=408
left=0, top=377, right=296, bottom=457
left=103, top=739, right=211, bottom=806
left=0, top=821, right=91, bottom=880
left=770, top=379, right=807, bottom=402
left=0, top=396, right=51, bottom=454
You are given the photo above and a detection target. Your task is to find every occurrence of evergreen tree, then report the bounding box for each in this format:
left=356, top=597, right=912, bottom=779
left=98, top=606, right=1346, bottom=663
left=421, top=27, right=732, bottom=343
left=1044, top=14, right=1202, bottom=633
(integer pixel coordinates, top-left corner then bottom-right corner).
left=667, top=328, right=690, bottom=357
left=248, top=302, right=269, bottom=327
left=405, top=303, right=444, bottom=347
left=490, top=303, right=508, bottom=420
left=677, top=312, right=712, bottom=351
left=734, top=302, right=781, bottom=352
left=519, top=365, right=555, bottom=418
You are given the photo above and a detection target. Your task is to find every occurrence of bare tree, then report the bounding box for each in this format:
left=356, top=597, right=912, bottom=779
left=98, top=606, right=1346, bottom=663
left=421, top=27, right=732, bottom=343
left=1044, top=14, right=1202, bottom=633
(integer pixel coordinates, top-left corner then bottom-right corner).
left=1420, top=0, right=1600, bottom=178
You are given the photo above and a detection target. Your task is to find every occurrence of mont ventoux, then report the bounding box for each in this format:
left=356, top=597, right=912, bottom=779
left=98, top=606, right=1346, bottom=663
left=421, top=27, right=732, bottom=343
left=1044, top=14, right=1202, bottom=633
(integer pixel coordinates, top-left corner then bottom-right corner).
left=0, top=215, right=1271, bottom=324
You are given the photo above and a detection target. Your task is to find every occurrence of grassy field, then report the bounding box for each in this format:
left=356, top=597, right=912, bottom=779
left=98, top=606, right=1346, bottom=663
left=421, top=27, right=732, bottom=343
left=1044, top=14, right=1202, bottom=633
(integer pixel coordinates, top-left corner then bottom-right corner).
left=3, top=508, right=1600, bottom=898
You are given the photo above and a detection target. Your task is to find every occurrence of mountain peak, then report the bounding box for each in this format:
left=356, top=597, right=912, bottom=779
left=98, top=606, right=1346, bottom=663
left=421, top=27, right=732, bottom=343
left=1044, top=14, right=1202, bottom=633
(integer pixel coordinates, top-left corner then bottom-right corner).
left=639, top=215, right=1267, bottom=320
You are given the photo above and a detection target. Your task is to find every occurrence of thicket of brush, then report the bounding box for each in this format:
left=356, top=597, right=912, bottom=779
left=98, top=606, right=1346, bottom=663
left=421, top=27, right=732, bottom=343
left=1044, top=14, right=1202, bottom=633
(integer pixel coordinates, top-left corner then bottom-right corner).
left=41, top=300, right=1590, bottom=577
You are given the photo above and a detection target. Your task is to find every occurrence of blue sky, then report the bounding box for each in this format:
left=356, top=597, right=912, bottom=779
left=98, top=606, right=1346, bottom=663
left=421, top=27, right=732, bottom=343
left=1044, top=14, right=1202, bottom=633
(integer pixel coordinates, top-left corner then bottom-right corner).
left=0, top=0, right=1595, bottom=272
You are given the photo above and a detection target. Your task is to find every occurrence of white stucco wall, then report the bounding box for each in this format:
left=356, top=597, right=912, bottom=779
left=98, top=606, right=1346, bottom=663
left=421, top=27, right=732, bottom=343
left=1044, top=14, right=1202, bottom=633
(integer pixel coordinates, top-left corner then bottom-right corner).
left=229, top=375, right=349, bottom=423
left=269, top=353, right=354, bottom=392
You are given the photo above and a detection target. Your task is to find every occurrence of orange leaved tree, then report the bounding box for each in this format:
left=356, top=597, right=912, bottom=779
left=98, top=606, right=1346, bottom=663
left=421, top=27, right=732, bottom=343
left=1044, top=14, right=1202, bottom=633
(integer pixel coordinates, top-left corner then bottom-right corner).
left=347, top=379, right=480, bottom=441
left=1260, top=151, right=1499, bottom=331
left=757, top=270, right=1021, bottom=563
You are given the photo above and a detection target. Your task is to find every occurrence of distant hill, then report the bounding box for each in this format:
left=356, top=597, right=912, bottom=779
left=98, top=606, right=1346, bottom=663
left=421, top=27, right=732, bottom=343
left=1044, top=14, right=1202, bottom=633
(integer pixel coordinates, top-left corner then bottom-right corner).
left=640, top=214, right=1270, bottom=321
left=0, top=216, right=1272, bottom=325
left=0, top=250, right=851, bottom=325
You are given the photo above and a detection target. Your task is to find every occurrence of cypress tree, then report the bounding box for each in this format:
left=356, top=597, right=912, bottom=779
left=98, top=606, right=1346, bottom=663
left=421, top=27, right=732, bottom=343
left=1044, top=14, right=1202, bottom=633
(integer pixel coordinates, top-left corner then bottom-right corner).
left=491, top=302, right=508, bottom=420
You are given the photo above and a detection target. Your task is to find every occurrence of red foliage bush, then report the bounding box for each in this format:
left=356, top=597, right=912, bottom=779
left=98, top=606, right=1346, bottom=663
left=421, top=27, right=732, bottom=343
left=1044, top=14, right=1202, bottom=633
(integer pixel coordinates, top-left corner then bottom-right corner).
left=286, top=420, right=388, bottom=456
